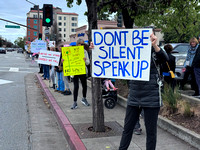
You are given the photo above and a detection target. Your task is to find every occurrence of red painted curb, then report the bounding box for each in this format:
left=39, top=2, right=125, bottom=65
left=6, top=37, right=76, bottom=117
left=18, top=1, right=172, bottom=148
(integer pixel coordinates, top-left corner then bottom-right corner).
left=36, top=74, right=86, bottom=150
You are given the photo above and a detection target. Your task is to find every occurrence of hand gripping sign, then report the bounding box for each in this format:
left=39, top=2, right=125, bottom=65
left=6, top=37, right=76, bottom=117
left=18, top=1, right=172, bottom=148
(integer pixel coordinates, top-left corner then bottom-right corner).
left=92, top=28, right=152, bottom=81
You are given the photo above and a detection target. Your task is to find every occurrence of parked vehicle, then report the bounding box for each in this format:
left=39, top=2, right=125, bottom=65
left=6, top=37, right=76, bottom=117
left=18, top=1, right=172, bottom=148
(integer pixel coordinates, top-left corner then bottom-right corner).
left=17, top=48, right=24, bottom=53
left=0, top=47, right=6, bottom=54
left=6, top=48, right=14, bottom=52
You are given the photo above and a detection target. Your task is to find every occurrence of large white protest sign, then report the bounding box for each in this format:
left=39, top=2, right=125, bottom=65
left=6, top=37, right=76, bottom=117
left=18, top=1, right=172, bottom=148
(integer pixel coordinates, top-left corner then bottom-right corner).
left=31, top=40, right=47, bottom=53
left=38, top=50, right=61, bottom=66
left=92, top=28, right=152, bottom=81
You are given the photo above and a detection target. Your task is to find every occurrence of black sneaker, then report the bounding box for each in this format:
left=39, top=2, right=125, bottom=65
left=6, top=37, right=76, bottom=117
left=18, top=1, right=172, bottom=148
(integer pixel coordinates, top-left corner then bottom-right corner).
left=81, top=98, right=90, bottom=106
left=63, top=90, right=72, bottom=95
left=71, top=102, right=78, bottom=109
left=133, top=128, right=142, bottom=135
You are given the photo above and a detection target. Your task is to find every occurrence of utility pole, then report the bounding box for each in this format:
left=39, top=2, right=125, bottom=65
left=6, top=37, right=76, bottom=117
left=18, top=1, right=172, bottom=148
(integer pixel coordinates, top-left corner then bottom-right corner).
left=26, top=0, right=40, bottom=37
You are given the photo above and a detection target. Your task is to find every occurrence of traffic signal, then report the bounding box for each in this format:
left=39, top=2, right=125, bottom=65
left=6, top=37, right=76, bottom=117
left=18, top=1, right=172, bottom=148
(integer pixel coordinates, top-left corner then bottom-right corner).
left=38, top=33, right=42, bottom=40
left=43, top=4, right=53, bottom=27
left=117, top=13, right=123, bottom=27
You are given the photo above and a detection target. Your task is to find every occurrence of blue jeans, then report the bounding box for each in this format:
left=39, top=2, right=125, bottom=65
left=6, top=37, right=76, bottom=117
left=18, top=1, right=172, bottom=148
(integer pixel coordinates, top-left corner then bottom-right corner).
left=43, top=65, right=50, bottom=79
left=57, top=71, right=65, bottom=91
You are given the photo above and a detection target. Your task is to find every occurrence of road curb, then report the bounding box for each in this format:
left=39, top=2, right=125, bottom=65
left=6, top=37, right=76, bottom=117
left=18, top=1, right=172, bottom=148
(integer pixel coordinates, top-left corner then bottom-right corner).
left=117, top=93, right=200, bottom=149
left=36, top=74, right=86, bottom=150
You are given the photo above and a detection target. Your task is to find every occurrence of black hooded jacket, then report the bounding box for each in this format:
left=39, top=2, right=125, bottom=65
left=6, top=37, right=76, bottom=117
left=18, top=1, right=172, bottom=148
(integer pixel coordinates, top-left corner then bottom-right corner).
left=127, top=48, right=169, bottom=107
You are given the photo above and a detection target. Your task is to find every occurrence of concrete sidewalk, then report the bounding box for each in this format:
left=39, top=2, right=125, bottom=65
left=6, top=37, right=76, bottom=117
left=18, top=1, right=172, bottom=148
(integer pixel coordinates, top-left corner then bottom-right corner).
left=36, top=74, right=197, bottom=150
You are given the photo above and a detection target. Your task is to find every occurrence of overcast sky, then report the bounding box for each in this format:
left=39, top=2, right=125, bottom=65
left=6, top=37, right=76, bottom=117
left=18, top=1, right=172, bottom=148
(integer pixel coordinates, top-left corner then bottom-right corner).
left=0, top=0, right=88, bottom=43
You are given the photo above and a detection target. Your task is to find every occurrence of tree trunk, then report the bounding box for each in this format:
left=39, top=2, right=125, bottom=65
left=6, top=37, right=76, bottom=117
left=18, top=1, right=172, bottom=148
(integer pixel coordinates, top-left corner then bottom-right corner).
left=86, top=0, right=105, bottom=132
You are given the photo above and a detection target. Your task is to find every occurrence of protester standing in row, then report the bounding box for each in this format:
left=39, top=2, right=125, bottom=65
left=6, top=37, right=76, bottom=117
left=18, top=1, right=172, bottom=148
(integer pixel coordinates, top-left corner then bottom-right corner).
left=71, top=39, right=90, bottom=109
left=181, top=37, right=199, bottom=96
left=43, top=47, right=50, bottom=80
left=55, top=45, right=65, bottom=92
left=192, top=37, right=200, bottom=97
left=61, top=44, right=72, bottom=95
left=50, top=47, right=56, bottom=89
left=161, top=44, right=176, bottom=90
left=119, top=33, right=169, bottom=150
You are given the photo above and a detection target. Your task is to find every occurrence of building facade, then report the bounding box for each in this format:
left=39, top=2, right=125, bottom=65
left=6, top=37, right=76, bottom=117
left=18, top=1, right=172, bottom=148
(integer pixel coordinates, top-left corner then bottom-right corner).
left=26, top=6, right=78, bottom=44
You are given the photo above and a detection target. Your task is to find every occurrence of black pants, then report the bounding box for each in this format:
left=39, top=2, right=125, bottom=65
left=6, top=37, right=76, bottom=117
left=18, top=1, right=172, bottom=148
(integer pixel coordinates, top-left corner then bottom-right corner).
left=119, top=105, right=160, bottom=150
left=73, top=74, right=87, bottom=102
left=181, top=66, right=198, bottom=94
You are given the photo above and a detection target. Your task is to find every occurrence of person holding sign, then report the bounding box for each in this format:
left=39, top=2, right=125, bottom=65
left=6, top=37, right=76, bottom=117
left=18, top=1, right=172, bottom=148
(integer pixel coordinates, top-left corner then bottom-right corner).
left=119, top=33, right=168, bottom=150
left=71, top=39, right=90, bottom=109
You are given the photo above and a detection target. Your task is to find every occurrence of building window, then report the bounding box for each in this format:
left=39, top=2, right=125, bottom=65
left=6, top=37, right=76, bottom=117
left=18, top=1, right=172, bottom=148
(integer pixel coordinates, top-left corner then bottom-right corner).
left=59, top=28, right=62, bottom=31
left=33, top=14, right=37, bottom=18
left=33, top=25, right=37, bottom=29
left=64, top=23, right=66, bottom=26
left=28, top=37, right=30, bottom=41
left=64, top=28, right=66, bottom=32
left=28, top=31, right=30, bottom=35
left=59, top=34, right=62, bottom=37
left=59, top=16, right=62, bottom=20
left=28, top=19, right=30, bottom=24
left=34, top=32, right=37, bottom=36
left=40, top=15, right=42, bottom=19
left=72, top=23, right=77, bottom=26
left=64, top=17, right=66, bottom=20
left=64, top=39, right=66, bottom=42
left=34, top=20, right=37, bottom=24
left=71, top=28, right=76, bottom=32
left=33, top=37, right=36, bottom=39
left=64, top=34, right=66, bottom=37
left=72, top=17, right=77, bottom=21
left=58, top=22, right=62, bottom=26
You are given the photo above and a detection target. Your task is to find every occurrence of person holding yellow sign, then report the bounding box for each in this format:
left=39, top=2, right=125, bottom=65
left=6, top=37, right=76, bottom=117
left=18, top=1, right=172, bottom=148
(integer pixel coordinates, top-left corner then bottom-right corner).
left=70, top=39, right=90, bottom=109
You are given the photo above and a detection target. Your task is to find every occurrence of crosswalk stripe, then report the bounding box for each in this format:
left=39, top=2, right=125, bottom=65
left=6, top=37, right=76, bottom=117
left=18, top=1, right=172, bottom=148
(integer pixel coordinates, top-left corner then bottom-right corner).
left=9, top=68, right=19, bottom=72
left=0, top=79, right=13, bottom=85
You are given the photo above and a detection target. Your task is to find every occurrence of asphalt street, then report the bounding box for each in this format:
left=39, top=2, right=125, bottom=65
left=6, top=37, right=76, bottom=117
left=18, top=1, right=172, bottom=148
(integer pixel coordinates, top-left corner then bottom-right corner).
left=0, top=51, right=69, bottom=150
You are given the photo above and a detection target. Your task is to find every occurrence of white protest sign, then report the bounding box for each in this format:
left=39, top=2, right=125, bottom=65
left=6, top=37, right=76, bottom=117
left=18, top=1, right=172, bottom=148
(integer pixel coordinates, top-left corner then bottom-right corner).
left=48, top=41, right=56, bottom=47
left=31, top=40, right=47, bottom=53
left=92, top=28, right=152, bottom=81
left=38, top=50, right=61, bottom=66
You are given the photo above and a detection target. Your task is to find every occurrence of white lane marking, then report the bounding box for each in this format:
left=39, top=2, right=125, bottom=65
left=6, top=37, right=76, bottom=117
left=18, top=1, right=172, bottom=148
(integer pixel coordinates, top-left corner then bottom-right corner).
left=9, top=68, right=19, bottom=72
left=0, top=79, right=13, bottom=85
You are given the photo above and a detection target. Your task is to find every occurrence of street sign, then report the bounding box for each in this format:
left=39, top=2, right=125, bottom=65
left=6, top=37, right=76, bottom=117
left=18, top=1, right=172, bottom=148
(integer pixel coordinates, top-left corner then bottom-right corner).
left=5, top=25, right=20, bottom=29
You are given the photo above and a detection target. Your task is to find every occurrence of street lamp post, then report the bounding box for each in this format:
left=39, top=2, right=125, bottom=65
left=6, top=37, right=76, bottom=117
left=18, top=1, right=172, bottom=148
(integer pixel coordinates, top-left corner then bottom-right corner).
left=26, top=0, right=40, bottom=37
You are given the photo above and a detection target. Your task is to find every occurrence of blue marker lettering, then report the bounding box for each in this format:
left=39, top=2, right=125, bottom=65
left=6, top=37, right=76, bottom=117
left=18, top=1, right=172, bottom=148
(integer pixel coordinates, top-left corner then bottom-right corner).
left=132, top=30, right=141, bottom=45
left=141, top=30, right=149, bottom=45
left=112, top=61, right=117, bottom=76
left=102, top=61, right=111, bottom=75
left=132, top=61, right=140, bottom=78
left=112, top=47, right=119, bottom=59
left=121, top=31, right=128, bottom=46
left=119, top=46, right=126, bottom=58
left=127, top=47, right=135, bottom=60
left=94, top=32, right=103, bottom=45
left=140, top=60, right=149, bottom=78
left=118, top=61, right=123, bottom=76
left=123, top=61, right=130, bottom=76
left=104, top=32, right=114, bottom=46
left=93, top=61, right=103, bottom=76
left=114, top=31, right=121, bottom=46
left=99, top=46, right=108, bottom=59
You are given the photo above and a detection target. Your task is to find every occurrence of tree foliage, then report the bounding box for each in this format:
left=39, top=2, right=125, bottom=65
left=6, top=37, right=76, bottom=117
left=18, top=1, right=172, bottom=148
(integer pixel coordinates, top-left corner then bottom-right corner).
left=134, top=0, right=200, bottom=43
left=14, top=37, right=25, bottom=49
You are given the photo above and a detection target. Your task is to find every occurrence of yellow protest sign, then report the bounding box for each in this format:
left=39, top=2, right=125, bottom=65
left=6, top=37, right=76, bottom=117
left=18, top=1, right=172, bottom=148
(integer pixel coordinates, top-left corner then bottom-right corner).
left=62, top=46, right=86, bottom=76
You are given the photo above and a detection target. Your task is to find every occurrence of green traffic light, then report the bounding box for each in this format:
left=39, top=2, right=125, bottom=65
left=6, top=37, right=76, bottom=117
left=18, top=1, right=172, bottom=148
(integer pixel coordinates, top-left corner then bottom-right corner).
left=46, top=18, right=51, bottom=23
